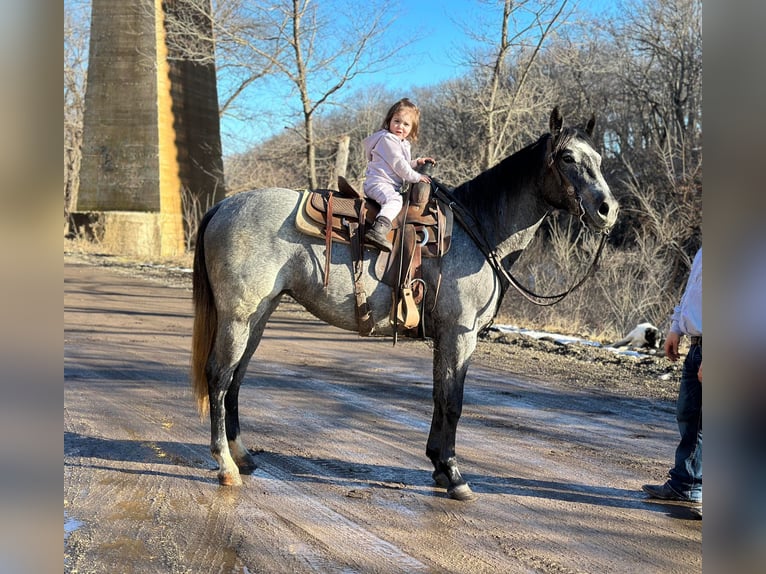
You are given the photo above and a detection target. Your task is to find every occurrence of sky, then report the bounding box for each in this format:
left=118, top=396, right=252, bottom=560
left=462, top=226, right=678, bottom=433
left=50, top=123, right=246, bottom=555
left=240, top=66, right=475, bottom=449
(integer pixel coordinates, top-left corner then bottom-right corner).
left=219, top=0, right=621, bottom=156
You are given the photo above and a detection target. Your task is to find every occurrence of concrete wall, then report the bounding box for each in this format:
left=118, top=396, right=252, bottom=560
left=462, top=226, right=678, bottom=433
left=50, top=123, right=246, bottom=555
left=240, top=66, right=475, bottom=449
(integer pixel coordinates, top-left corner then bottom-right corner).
left=76, top=0, right=223, bottom=258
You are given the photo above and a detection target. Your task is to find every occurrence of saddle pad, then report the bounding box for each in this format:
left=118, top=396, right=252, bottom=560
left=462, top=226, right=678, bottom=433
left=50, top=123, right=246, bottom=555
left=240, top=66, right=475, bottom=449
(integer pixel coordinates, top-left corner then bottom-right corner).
left=294, top=190, right=353, bottom=243
left=294, top=191, right=322, bottom=239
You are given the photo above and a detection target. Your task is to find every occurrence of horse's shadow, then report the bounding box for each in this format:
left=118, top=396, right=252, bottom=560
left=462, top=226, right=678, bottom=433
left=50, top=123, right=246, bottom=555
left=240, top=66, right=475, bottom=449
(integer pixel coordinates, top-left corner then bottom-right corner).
left=65, top=431, right=213, bottom=483
left=253, top=448, right=695, bottom=517
left=64, top=432, right=697, bottom=518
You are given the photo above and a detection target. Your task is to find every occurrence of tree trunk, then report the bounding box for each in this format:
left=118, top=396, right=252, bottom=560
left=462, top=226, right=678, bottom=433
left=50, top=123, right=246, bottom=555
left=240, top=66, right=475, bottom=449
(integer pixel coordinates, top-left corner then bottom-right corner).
left=331, top=135, right=350, bottom=189
left=305, top=113, right=316, bottom=189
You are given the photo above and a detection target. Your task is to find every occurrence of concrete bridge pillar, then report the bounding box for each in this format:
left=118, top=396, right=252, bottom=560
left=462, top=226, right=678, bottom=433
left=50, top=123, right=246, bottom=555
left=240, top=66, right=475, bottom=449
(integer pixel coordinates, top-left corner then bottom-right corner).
left=74, top=0, right=223, bottom=258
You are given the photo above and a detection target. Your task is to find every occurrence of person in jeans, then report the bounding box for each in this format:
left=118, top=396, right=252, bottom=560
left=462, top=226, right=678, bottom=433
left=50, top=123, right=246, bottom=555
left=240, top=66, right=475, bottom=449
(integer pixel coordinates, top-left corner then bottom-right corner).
left=643, top=247, right=702, bottom=504
left=362, top=98, right=435, bottom=251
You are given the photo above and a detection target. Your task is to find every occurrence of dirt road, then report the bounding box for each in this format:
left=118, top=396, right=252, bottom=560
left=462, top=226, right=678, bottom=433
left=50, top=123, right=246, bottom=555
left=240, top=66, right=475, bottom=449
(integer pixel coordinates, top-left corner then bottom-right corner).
left=64, top=256, right=701, bottom=573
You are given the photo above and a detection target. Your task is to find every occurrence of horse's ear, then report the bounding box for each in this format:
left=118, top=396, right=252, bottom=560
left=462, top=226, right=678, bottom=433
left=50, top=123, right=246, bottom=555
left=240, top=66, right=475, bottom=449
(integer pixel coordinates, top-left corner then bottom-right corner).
left=585, top=114, right=596, bottom=138
left=550, top=106, right=563, bottom=136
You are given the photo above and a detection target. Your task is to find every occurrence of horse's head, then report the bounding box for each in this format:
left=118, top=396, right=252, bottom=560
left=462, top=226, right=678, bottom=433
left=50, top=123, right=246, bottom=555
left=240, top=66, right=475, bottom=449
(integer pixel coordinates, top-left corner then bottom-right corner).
left=543, top=107, right=619, bottom=233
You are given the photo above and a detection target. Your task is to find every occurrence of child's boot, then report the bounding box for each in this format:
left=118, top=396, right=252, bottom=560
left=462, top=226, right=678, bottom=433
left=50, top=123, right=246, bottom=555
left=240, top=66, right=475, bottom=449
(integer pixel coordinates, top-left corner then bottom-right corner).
left=365, top=216, right=393, bottom=252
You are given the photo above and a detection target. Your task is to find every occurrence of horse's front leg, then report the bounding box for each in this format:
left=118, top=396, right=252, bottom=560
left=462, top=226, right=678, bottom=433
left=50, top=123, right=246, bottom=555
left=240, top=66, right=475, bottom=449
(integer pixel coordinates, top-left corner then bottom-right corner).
left=426, top=332, right=477, bottom=501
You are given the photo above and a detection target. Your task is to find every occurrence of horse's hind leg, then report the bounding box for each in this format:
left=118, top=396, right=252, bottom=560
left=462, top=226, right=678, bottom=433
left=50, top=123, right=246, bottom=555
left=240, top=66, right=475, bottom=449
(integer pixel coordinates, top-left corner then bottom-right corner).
left=219, top=296, right=283, bottom=481
left=224, top=370, right=256, bottom=474
left=207, top=316, right=252, bottom=486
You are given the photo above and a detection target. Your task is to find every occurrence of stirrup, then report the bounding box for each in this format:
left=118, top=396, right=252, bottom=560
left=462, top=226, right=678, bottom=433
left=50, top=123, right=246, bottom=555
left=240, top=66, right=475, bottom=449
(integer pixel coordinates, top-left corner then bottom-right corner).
left=391, top=287, right=419, bottom=329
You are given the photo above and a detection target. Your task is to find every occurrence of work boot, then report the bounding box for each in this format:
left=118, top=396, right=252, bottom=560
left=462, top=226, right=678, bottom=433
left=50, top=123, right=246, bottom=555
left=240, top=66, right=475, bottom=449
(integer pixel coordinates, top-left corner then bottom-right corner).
left=365, top=216, right=393, bottom=252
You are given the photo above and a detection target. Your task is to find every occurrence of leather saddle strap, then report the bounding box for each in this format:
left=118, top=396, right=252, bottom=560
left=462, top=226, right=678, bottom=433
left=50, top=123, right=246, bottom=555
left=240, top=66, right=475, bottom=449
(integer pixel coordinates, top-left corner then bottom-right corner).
left=390, top=189, right=413, bottom=342
left=409, top=228, right=423, bottom=304
left=349, top=202, right=374, bottom=336
left=323, top=192, right=334, bottom=287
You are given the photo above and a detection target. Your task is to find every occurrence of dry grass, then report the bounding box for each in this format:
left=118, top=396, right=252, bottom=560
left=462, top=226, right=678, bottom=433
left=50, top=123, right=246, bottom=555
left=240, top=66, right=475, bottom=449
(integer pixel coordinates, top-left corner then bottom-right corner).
left=496, top=219, right=687, bottom=344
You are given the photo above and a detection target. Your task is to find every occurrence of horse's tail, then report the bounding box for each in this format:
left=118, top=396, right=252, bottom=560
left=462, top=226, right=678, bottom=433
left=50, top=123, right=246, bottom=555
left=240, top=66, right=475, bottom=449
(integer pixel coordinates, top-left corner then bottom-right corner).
left=190, top=203, right=222, bottom=418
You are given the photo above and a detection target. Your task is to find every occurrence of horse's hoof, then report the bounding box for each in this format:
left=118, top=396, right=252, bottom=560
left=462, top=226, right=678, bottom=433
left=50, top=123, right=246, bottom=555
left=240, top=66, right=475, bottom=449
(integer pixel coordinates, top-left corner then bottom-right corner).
left=218, top=471, right=243, bottom=486
left=236, top=457, right=258, bottom=475
left=448, top=483, right=477, bottom=501
left=237, top=462, right=257, bottom=475
left=432, top=470, right=450, bottom=488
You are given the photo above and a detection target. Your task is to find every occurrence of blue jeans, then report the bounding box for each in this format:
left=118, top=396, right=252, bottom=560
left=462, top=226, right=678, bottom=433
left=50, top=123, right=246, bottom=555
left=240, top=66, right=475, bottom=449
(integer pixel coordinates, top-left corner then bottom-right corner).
left=667, top=343, right=702, bottom=501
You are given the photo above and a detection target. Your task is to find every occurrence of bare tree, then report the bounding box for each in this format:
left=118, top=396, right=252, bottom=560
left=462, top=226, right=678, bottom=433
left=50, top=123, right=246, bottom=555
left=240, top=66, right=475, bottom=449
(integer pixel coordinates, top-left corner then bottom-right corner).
left=224, top=83, right=398, bottom=194
left=607, top=0, right=702, bottom=173
left=507, top=0, right=700, bottom=335
left=163, top=0, right=407, bottom=189
left=224, top=128, right=308, bottom=193
left=64, top=0, right=91, bottom=233
left=273, top=0, right=406, bottom=189
left=167, top=1, right=292, bottom=118
left=457, top=0, right=573, bottom=170
left=603, top=0, right=702, bottom=294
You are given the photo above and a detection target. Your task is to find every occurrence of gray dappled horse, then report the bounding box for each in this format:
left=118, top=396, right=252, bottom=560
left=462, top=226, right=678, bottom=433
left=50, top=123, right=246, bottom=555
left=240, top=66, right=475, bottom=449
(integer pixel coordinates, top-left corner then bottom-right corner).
left=191, top=107, right=619, bottom=500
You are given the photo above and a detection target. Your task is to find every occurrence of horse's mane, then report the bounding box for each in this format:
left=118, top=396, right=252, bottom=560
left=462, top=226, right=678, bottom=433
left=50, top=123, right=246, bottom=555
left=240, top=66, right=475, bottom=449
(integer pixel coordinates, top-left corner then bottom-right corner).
left=451, top=133, right=550, bottom=215
left=451, top=125, right=592, bottom=216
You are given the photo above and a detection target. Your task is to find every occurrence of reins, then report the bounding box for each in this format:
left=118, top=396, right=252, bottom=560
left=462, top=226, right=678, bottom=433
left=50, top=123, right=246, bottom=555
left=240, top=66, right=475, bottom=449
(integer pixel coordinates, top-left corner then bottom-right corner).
left=429, top=178, right=609, bottom=307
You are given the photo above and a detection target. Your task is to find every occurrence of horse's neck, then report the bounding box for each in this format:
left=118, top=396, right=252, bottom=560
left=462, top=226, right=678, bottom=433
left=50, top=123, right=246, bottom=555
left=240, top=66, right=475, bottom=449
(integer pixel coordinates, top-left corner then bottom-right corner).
left=454, top=137, right=549, bottom=261
left=495, top=214, right=547, bottom=269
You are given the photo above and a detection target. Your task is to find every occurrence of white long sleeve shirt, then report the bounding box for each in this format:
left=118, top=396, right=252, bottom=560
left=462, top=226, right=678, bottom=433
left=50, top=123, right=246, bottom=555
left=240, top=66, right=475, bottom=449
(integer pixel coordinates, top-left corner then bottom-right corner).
left=670, top=248, right=702, bottom=337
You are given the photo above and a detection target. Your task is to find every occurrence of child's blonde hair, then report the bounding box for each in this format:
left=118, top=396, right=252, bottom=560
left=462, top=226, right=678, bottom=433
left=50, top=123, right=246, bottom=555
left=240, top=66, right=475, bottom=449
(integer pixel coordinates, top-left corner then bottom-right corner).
left=382, top=98, right=421, bottom=142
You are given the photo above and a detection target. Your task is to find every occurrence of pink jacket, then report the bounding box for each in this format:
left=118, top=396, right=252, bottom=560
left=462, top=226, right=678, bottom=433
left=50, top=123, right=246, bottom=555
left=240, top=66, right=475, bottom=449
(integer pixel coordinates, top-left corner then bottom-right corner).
left=363, top=130, right=422, bottom=192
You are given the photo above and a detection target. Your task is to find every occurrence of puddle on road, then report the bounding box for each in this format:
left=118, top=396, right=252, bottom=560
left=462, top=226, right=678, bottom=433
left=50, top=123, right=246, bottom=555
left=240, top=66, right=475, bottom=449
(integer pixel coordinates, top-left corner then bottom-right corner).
left=64, top=512, right=84, bottom=542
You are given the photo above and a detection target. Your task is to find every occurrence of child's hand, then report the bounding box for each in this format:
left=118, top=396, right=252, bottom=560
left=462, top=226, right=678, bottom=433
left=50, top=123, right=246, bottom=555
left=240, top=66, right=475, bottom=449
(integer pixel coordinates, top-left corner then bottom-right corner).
left=419, top=175, right=431, bottom=183
left=416, top=157, right=436, bottom=166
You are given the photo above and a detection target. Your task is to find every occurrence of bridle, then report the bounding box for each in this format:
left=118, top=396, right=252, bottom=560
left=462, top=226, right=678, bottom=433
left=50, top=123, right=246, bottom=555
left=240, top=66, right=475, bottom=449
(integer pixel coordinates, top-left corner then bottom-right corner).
left=429, top=141, right=610, bottom=307
left=545, top=132, right=591, bottom=228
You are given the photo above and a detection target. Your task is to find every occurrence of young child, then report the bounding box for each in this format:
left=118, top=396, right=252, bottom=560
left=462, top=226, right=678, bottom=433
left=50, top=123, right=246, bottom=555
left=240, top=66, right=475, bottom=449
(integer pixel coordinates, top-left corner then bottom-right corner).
left=362, top=98, right=435, bottom=251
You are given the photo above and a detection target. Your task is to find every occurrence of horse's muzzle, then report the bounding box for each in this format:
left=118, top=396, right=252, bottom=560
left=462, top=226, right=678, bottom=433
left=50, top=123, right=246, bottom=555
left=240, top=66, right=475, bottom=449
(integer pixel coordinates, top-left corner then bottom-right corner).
left=593, top=195, right=619, bottom=231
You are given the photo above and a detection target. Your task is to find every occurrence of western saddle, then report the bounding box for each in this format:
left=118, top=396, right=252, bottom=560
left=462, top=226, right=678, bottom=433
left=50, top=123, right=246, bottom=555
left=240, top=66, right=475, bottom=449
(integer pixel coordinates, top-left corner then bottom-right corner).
left=294, top=163, right=453, bottom=340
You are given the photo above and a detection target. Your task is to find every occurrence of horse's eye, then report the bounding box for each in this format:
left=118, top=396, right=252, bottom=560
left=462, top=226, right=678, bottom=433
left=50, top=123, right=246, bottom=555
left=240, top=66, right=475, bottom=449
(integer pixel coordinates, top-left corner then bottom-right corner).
left=561, top=154, right=575, bottom=164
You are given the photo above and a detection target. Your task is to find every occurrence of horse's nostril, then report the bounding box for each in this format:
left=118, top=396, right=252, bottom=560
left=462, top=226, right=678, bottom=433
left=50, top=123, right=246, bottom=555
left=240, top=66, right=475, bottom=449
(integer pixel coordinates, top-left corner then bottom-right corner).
left=598, top=202, right=610, bottom=217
